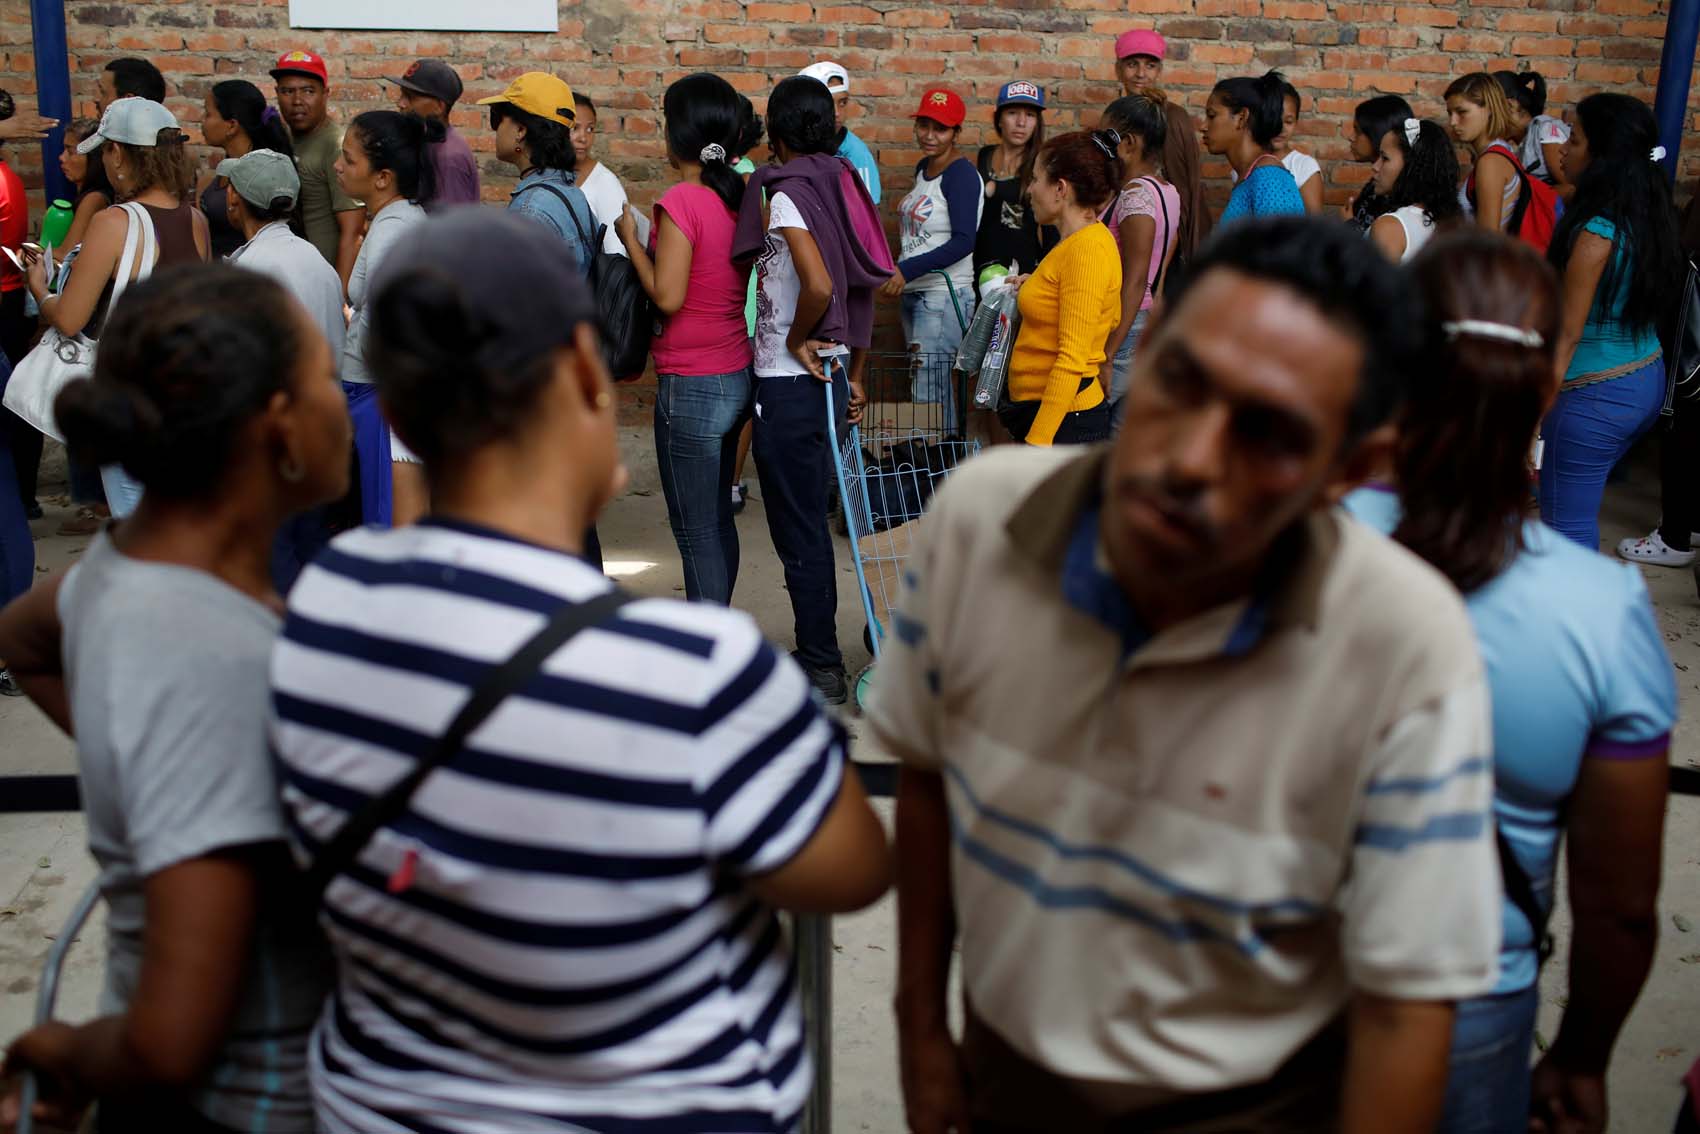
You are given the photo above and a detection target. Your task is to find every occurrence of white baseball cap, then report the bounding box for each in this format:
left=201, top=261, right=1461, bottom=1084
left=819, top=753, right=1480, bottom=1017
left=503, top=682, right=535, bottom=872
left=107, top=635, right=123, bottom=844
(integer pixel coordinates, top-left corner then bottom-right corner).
left=799, top=61, right=849, bottom=93
left=77, top=96, right=181, bottom=153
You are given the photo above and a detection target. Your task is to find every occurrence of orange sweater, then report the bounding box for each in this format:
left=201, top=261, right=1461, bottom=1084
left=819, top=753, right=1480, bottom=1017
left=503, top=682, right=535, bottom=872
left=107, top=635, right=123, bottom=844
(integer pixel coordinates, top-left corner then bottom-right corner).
left=1005, top=223, right=1122, bottom=445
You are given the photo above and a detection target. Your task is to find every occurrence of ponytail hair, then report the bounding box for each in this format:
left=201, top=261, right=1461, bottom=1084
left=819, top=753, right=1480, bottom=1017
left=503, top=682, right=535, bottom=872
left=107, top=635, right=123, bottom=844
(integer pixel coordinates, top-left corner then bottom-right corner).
left=1102, top=91, right=1168, bottom=161
left=350, top=110, right=445, bottom=206
left=55, top=263, right=305, bottom=498
left=211, top=79, right=295, bottom=159
left=1443, top=73, right=1521, bottom=146
left=1037, top=129, right=1123, bottom=212
left=1493, top=70, right=1547, bottom=119
left=1391, top=231, right=1560, bottom=593
left=664, top=72, right=752, bottom=213
left=1381, top=119, right=1463, bottom=226
left=1212, top=70, right=1288, bottom=149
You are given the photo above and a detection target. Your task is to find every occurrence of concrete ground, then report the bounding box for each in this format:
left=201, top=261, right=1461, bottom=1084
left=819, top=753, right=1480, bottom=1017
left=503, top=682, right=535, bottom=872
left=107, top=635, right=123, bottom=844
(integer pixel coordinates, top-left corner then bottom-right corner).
left=2, top=432, right=1698, bottom=1132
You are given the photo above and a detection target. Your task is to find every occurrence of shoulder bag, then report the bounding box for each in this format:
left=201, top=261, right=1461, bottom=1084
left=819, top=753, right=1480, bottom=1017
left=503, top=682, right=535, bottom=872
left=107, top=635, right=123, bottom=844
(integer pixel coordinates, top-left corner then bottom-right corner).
left=3, top=202, right=157, bottom=444
left=304, top=588, right=632, bottom=902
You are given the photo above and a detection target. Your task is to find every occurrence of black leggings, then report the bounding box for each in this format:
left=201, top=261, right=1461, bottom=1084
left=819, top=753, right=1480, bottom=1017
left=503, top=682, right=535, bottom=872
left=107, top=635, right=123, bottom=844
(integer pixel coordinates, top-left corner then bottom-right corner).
left=0, top=289, right=41, bottom=508
left=1659, top=394, right=1700, bottom=549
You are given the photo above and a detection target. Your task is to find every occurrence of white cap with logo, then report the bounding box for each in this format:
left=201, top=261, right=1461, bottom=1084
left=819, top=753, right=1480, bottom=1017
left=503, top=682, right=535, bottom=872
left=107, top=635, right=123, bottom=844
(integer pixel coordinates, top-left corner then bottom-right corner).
left=798, top=61, right=849, bottom=93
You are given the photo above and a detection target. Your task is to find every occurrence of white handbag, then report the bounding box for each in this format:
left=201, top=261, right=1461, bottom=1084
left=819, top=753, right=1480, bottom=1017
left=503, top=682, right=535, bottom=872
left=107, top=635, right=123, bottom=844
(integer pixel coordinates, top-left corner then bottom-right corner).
left=3, top=202, right=157, bottom=443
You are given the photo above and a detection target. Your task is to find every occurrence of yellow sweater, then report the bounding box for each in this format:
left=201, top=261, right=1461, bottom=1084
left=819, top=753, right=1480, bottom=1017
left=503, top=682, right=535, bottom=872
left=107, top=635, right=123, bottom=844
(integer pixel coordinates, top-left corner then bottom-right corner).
left=1005, top=223, right=1122, bottom=445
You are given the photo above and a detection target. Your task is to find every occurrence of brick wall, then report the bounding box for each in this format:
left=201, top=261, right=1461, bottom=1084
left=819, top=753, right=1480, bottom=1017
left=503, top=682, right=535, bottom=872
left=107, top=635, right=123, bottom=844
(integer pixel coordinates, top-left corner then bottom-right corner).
left=0, top=0, right=1693, bottom=410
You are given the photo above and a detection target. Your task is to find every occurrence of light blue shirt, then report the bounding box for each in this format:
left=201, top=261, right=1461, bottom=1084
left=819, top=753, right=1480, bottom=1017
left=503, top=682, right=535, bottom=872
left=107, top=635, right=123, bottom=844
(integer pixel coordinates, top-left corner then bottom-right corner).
left=507, top=168, right=597, bottom=279
left=1220, top=163, right=1307, bottom=225
left=839, top=129, right=881, bottom=205
left=1343, top=493, right=1677, bottom=991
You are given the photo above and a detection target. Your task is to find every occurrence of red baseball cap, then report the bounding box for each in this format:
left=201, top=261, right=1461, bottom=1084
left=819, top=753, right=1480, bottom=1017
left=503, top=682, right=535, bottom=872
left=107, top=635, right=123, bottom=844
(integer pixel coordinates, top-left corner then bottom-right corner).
left=913, top=88, right=966, bottom=129
left=270, top=50, right=328, bottom=85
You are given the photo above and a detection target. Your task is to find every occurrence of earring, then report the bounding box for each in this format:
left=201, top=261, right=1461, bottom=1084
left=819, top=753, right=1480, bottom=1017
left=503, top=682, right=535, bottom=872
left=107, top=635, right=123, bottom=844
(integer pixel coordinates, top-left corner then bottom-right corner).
left=594, top=391, right=613, bottom=409
left=279, top=456, right=305, bottom=483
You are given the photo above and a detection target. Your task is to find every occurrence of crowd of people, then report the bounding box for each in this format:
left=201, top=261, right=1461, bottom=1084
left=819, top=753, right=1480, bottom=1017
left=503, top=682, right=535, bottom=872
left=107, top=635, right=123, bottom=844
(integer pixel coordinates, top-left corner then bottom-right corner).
left=0, top=23, right=1691, bottom=1134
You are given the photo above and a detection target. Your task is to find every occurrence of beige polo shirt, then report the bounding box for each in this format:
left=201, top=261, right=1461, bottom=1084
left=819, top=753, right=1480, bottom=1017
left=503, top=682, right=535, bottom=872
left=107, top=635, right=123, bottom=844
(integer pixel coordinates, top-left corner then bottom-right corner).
left=867, top=445, right=1500, bottom=1099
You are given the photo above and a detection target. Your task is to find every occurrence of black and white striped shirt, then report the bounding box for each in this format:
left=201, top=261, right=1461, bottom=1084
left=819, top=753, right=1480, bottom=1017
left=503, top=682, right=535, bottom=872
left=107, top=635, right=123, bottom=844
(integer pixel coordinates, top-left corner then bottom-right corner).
left=269, top=519, right=842, bottom=1133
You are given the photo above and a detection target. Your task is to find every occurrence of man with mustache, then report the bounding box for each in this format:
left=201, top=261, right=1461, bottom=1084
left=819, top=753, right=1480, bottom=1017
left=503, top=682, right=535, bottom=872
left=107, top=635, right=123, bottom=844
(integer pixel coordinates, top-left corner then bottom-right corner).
left=869, top=217, right=1501, bottom=1134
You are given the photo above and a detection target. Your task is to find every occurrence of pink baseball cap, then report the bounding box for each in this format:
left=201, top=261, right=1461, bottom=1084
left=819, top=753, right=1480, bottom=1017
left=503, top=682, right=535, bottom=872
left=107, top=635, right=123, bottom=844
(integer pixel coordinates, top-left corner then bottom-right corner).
left=1115, top=29, right=1167, bottom=61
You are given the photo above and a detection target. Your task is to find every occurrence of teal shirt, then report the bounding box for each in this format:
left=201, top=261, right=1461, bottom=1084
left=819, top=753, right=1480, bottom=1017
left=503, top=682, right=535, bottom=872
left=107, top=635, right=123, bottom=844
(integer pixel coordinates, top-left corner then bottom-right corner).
left=1566, top=216, right=1661, bottom=381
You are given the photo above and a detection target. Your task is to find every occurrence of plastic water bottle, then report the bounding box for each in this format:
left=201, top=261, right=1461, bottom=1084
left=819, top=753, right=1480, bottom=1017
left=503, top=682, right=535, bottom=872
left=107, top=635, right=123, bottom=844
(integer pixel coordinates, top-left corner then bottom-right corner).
left=40, top=199, right=75, bottom=250
left=973, top=284, right=1022, bottom=408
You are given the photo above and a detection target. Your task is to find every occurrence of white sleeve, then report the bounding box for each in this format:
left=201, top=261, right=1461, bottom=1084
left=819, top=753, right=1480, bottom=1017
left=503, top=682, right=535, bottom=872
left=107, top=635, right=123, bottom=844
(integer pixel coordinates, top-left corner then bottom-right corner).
left=1335, top=677, right=1502, bottom=1000
left=768, top=191, right=808, bottom=233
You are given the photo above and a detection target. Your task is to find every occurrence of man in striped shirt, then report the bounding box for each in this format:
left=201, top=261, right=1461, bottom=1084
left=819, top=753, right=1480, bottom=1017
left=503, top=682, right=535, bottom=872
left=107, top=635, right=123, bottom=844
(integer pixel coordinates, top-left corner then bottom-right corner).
left=872, top=218, right=1502, bottom=1134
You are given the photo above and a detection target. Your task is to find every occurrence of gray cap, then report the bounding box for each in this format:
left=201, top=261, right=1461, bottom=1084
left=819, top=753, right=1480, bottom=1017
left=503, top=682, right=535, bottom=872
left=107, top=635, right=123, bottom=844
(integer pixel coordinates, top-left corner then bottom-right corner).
left=77, top=96, right=180, bottom=153
left=215, top=148, right=300, bottom=211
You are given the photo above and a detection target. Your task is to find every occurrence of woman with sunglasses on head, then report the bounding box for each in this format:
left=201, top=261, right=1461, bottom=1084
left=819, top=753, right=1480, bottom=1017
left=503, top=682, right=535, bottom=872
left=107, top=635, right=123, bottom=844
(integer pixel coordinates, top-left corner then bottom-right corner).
left=270, top=208, right=890, bottom=1132
left=1366, top=118, right=1461, bottom=264
left=1542, top=94, right=1683, bottom=554
left=0, top=263, right=348, bottom=1134
left=1345, top=229, right=1674, bottom=1134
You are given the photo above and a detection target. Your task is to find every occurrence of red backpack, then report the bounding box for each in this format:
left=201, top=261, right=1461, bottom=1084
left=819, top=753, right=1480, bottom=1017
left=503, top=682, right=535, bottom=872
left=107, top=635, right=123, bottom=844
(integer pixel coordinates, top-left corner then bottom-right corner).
left=1468, top=141, right=1558, bottom=254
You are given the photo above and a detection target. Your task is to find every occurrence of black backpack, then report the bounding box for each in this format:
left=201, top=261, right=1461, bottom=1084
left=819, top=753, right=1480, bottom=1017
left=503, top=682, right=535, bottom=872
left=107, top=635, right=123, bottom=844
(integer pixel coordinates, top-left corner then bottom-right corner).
left=522, top=182, right=655, bottom=382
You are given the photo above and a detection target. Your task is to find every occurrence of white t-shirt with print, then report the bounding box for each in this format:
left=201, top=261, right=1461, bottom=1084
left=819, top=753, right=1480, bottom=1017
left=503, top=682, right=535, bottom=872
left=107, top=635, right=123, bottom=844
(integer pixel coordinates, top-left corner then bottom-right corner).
left=578, top=161, right=630, bottom=256
left=754, top=191, right=850, bottom=378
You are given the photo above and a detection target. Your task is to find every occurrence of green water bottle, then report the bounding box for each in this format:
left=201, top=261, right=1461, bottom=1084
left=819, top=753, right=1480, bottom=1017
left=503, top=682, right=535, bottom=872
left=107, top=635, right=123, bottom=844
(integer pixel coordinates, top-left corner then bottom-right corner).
left=40, top=198, right=74, bottom=251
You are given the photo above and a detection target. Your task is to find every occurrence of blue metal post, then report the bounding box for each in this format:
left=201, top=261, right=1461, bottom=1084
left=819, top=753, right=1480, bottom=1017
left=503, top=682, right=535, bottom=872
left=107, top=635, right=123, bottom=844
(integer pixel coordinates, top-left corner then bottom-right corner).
left=1655, top=0, right=1700, bottom=182
left=28, top=0, right=73, bottom=205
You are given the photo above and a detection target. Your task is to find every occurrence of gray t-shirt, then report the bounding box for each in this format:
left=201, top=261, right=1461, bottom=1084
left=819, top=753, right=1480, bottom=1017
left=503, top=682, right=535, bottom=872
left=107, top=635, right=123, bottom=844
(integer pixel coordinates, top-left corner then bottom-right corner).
left=340, top=198, right=426, bottom=385
left=58, top=533, right=327, bottom=1132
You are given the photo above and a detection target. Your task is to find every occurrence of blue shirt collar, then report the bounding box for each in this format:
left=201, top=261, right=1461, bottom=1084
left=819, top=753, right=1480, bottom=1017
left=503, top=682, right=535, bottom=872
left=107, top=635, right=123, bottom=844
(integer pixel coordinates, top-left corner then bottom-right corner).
left=1060, top=504, right=1291, bottom=661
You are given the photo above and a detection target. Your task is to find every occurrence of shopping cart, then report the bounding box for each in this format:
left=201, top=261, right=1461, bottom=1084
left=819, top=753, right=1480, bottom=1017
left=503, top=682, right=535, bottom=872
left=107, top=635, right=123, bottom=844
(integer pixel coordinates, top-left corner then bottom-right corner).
left=15, top=881, right=102, bottom=1134
left=828, top=346, right=979, bottom=710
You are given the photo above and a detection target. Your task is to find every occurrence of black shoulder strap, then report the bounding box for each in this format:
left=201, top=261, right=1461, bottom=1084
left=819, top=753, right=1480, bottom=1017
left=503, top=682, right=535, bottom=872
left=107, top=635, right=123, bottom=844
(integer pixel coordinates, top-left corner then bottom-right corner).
left=518, top=180, right=602, bottom=266
left=1497, top=825, right=1554, bottom=966
left=304, top=588, right=633, bottom=900
left=1139, top=176, right=1174, bottom=298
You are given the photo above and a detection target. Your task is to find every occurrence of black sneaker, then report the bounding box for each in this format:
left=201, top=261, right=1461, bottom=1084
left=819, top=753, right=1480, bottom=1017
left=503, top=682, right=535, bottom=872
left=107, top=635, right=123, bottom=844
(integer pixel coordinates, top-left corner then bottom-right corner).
left=731, top=483, right=747, bottom=516
left=791, top=652, right=848, bottom=706
left=0, top=668, right=23, bottom=697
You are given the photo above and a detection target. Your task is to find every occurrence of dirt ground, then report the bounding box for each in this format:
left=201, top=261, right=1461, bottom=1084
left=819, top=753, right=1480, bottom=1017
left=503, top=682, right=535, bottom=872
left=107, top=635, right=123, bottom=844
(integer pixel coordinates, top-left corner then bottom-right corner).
left=2, top=431, right=1699, bottom=1133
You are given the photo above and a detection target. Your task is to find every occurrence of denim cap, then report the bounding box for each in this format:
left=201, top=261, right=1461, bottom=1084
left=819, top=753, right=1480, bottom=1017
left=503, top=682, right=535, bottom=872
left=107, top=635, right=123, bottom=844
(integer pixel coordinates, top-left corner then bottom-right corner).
left=370, top=207, right=597, bottom=368
left=215, top=148, right=300, bottom=211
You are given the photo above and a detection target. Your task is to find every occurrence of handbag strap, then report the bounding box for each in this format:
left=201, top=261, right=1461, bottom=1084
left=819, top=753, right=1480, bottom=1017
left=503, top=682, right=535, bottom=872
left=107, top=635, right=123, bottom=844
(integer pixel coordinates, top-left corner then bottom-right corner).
left=303, top=587, right=634, bottom=901
left=1497, top=825, right=1555, bottom=966
left=1139, top=177, right=1174, bottom=299
left=107, top=202, right=158, bottom=313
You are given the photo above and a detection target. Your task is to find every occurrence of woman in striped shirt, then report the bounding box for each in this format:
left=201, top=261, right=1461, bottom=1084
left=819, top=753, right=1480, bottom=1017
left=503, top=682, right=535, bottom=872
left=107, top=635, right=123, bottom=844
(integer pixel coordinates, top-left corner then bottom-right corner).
left=269, top=208, right=891, bottom=1134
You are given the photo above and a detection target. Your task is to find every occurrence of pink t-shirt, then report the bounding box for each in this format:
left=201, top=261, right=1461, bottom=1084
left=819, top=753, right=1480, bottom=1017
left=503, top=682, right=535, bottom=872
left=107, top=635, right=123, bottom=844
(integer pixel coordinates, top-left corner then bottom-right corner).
left=1108, top=177, right=1181, bottom=312
left=650, top=182, right=754, bottom=376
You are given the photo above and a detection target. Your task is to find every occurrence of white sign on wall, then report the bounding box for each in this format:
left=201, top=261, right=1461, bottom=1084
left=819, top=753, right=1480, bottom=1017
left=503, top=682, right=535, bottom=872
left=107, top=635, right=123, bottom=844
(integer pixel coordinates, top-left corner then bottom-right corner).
left=289, top=0, right=556, bottom=32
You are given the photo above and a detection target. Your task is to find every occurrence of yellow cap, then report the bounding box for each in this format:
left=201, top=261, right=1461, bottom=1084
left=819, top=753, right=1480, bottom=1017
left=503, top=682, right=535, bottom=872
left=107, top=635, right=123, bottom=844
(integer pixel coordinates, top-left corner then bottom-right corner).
left=476, top=72, right=576, bottom=127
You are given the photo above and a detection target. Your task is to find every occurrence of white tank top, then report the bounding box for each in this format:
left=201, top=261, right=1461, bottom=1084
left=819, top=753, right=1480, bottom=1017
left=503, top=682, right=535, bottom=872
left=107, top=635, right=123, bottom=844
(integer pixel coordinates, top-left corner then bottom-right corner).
left=1389, top=205, right=1435, bottom=263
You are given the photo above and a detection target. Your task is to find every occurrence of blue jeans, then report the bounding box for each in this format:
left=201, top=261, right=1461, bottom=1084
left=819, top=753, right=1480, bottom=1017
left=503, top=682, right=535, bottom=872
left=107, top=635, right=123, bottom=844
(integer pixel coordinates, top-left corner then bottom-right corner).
left=903, top=287, right=974, bottom=435
left=1540, top=356, right=1665, bottom=550
left=752, top=362, right=849, bottom=671
left=1108, top=308, right=1150, bottom=430
left=1438, top=984, right=1539, bottom=1134
left=654, top=369, right=752, bottom=604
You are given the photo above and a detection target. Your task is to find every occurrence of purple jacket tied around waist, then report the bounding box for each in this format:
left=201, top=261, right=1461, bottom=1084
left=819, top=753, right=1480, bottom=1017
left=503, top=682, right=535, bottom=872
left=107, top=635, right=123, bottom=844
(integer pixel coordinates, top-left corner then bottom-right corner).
left=733, top=152, right=895, bottom=349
